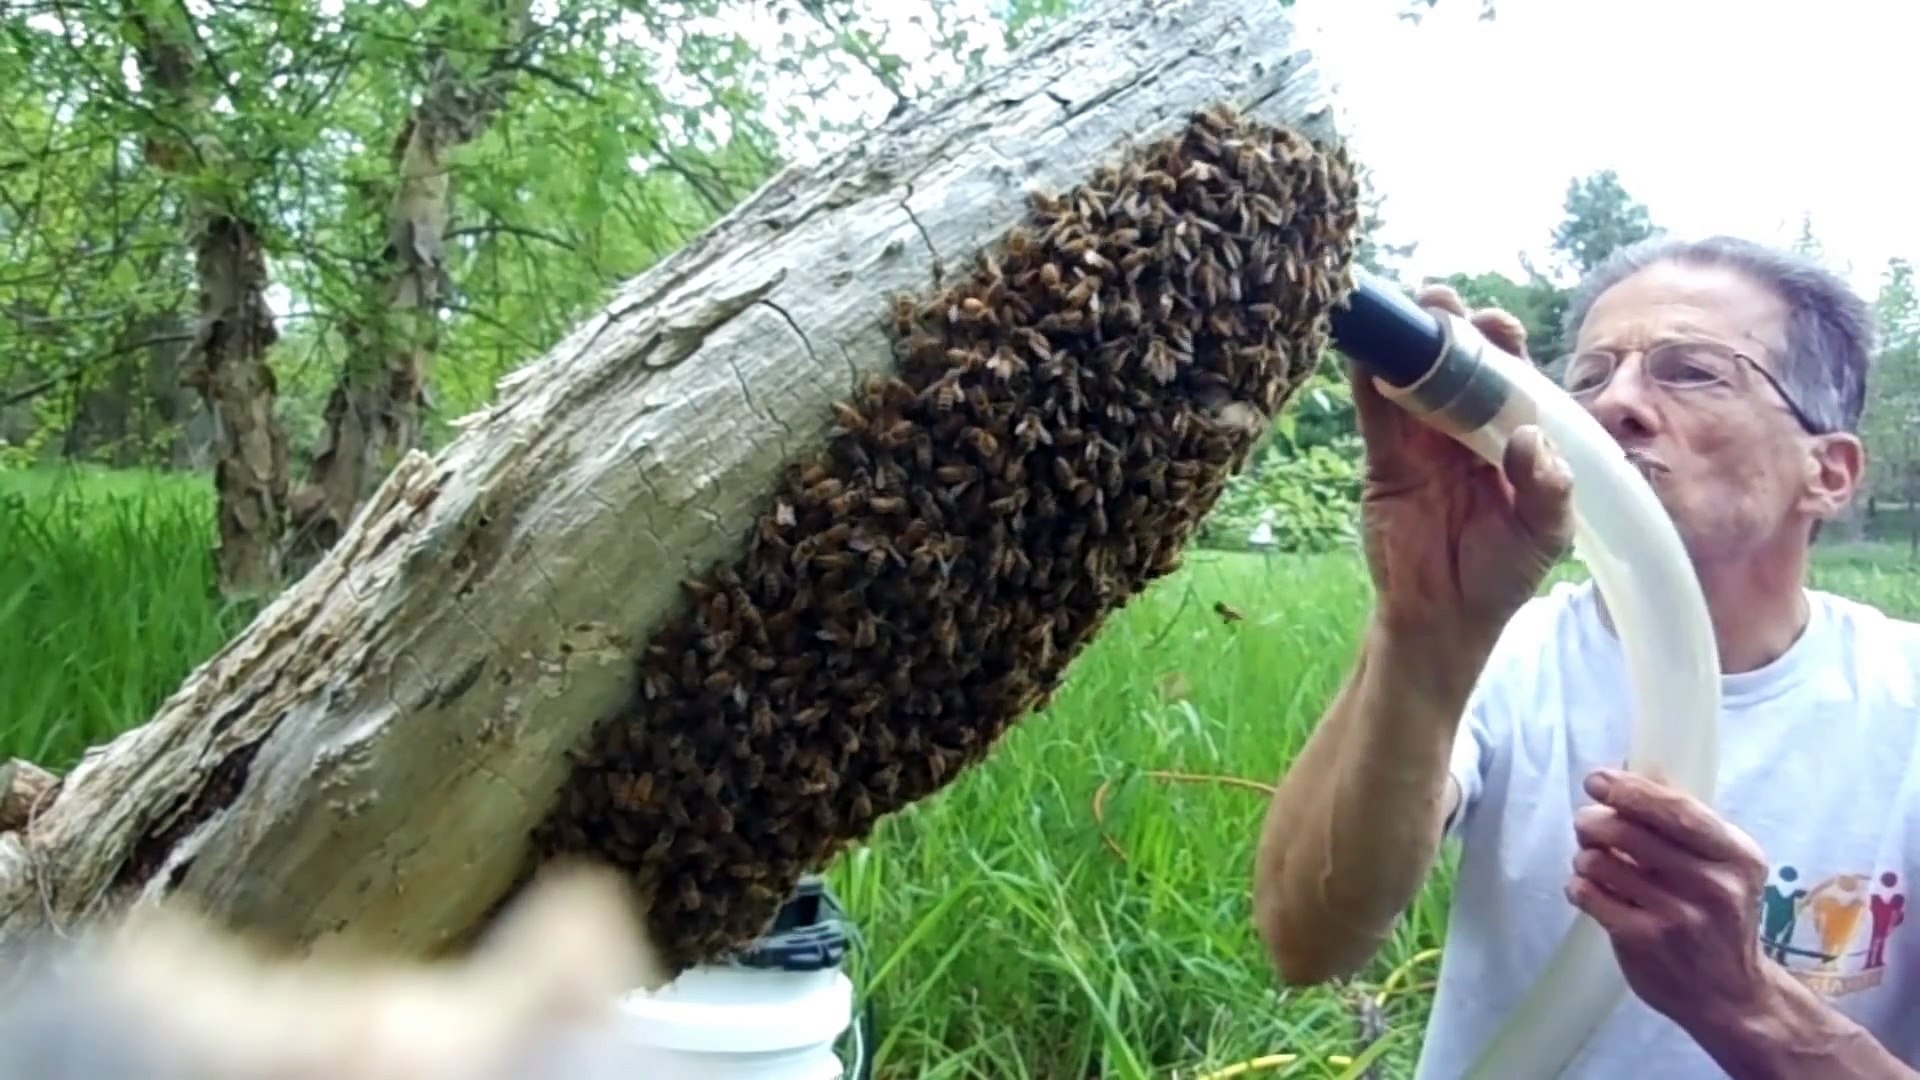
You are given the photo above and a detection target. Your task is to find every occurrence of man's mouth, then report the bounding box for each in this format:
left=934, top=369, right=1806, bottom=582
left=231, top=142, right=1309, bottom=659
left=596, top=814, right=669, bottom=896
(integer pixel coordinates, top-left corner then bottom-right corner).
left=1622, top=447, right=1670, bottom=478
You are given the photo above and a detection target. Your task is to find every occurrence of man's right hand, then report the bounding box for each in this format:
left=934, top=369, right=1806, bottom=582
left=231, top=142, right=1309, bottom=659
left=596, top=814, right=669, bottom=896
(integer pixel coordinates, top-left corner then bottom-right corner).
left=1350, top=284, right=1576, bottom=641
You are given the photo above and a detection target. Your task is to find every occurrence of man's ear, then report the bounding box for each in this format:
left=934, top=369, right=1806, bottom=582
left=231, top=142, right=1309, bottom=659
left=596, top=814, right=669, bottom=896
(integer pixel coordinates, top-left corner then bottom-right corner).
left=1802, top=431, right=1865, bottom=521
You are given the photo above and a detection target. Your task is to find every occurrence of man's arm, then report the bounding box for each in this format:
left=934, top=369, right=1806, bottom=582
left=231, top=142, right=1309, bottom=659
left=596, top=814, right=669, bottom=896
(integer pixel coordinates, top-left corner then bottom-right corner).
left=1686, top=963, right=1920, bottom=1079
left=1251, top=613, right=1491, bottom=985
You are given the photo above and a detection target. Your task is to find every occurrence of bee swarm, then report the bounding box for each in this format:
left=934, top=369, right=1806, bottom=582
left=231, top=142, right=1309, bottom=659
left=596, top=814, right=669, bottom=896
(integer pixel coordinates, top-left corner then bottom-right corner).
left=532, top=104, right=1362, bottom=971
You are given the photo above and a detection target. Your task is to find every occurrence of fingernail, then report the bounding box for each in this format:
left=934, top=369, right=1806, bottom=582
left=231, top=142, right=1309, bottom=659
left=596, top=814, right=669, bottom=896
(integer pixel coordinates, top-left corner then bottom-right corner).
left=1584, top=770, right=1614, bottom=799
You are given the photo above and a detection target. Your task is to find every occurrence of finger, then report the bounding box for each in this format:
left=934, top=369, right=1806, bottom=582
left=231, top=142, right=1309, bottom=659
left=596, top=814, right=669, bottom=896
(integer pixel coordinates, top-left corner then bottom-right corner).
left=1571, top=846, right=1678, bottom=913
left=1415, top=282, right=1468, bottom=318
left=1573, top=803, right=1702, bottom=882
left=1472, top=308, right=1530, bottom=359
left=1566, top=872, right=1663, bottom=942
left=1588, top=769, right=1761, bottom=865
left=1501, top=425, right=1574, bottom=556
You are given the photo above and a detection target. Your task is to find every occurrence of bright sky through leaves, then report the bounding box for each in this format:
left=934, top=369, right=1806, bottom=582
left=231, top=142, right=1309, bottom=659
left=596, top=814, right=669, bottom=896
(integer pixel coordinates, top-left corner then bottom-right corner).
left=726, top=0, right=1918, bottom=294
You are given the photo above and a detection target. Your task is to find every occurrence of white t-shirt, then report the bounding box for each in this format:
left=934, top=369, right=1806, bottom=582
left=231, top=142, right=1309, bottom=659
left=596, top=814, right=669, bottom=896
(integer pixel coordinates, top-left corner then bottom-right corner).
left=1416, top=579, right=1920, bottom=1079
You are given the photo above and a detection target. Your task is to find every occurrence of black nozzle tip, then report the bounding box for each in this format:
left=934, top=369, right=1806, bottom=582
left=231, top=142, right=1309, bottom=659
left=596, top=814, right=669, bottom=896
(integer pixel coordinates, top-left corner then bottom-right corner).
left=1328, top=268, right=1447, bottom=388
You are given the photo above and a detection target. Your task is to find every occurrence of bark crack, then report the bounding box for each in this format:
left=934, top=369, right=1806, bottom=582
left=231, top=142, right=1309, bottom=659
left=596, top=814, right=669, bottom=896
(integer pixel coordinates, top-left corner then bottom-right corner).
left=623, top=461, right=698, bottom=579
left=725, top=350, right=792, bottom=460
left=899, top=185, right=944, bottom=285
left=114, top=731, right=275, bottom=892
left=836, top=341, right=864, bottom=396
left=1050, top=50, right=1180, bottom=124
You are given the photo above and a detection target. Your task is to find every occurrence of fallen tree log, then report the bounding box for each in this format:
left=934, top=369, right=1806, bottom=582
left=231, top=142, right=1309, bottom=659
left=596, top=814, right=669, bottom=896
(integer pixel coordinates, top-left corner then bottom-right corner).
left=0, top=760, right=59, bottom=835
left=0, top=0, right=1342, bottom=960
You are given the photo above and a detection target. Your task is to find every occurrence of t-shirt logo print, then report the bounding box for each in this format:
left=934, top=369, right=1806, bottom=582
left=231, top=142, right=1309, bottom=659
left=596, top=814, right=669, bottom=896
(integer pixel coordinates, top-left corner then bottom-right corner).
left=1759, top=866, right=1907, bottom=996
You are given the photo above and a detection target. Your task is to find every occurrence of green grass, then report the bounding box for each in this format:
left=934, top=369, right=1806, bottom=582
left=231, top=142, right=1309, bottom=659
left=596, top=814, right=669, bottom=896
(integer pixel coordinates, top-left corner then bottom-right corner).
left=825, top=550, right=1448, bottom=1079
left=0, top=466, right=258, bottom=765
left=6, top=464, right=1920, bottom=1079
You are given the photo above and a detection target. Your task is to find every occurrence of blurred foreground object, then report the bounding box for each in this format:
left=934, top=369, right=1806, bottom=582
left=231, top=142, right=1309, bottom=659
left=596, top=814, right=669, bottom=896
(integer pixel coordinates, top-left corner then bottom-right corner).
left=0, top=863, right=666, bottom=1080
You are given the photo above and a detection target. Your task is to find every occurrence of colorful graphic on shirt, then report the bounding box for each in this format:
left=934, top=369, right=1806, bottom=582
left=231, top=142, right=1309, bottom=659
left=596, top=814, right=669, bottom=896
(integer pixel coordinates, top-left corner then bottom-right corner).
left=1759, top=865, right=1806, bottom=963
left=1759, top=865, right=1906, bottom=997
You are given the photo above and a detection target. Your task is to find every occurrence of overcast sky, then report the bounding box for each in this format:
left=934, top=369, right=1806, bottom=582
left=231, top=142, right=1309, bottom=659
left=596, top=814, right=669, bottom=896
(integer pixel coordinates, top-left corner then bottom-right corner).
left=757, top=0, right=1916, bottom=298
left=1293, top=0, right=1919, bottom=295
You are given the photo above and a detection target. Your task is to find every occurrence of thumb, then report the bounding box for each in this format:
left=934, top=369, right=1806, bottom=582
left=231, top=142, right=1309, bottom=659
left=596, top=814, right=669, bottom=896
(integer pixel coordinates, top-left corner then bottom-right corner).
left=1503, top=424, right=1573, bottom=559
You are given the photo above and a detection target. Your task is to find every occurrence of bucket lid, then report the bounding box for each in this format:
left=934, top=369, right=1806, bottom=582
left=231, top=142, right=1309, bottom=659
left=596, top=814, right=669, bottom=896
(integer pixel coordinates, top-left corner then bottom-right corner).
left=615, top=877, right=857, bottom=1054
left=729, top=875, right=848, bottom=973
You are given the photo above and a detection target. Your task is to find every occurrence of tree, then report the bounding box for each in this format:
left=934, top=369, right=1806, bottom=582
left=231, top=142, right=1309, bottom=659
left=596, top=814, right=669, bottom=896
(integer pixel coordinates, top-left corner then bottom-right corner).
left=1432, top=268, right=1570, bottom=364
left=1792, top=212, right=1825, bottom=262
left=282, top=1, right=538, bottom=572
left=4, top=0, right=1011, bottom=597
left=0, top=0, right=1348, bottom=964
left=1861, top=256, right=1920, bottom=550
left=118, top=6, right=296, bottom=598
left=1549, top=168, right=1658, bottom=281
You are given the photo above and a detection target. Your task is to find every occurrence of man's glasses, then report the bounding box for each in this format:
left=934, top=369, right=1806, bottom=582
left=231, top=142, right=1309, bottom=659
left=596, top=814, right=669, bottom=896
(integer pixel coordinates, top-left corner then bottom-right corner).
left=1555, top=340, right=1822, bottom=434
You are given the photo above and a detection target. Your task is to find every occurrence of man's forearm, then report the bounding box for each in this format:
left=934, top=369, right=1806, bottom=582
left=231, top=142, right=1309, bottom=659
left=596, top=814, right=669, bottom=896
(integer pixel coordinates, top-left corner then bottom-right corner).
left=1687, top=964, right=1919, bottom=1080
left=1252, top=614, right=1494, bottom=984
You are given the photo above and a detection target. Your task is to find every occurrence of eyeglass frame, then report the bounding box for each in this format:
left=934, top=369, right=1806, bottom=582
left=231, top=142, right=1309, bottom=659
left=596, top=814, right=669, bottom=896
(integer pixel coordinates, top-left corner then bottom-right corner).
left=1550, top=338, right=1825, bottom=435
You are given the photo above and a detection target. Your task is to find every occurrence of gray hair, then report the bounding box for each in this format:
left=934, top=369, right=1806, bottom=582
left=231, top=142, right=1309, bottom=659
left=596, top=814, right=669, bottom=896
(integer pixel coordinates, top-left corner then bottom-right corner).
left=1558, top=235, right=1875, bottom=435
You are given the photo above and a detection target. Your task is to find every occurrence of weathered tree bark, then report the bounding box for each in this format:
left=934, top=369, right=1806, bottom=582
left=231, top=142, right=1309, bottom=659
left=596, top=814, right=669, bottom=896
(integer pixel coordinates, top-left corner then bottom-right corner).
left=0, top=0, right=1336, bottom=960
left=128, top=10, right=291, bottom=599
left=0, top=761, right=59, bottom=835
left=286, top=0, right=535, bottom=574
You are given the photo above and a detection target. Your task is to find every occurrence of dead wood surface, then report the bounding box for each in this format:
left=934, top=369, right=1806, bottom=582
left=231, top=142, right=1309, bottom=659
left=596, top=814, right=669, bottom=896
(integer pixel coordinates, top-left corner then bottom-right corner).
left=0, top=761, right=59, bottom=835
left=0, top=0, right=1338, bottom=959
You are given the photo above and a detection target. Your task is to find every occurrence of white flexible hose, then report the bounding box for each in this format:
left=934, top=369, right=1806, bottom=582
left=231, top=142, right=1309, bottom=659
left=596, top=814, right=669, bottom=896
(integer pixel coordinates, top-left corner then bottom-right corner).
left=1378, top=313, right=1723, bottom=1079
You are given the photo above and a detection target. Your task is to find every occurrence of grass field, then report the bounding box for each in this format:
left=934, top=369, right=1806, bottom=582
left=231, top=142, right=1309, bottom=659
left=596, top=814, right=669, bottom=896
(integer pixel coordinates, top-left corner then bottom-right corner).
left=7, top=466, right=1920, bottom=1078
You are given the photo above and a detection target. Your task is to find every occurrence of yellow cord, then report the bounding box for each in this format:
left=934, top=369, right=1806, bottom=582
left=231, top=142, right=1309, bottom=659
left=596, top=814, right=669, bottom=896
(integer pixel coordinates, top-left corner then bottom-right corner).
left=1187, top=948, right=1443, bottom=1080
left=1194, top=1051, right=1351, bottom=1078
left=1375, top=947, right=1441, bottom=1007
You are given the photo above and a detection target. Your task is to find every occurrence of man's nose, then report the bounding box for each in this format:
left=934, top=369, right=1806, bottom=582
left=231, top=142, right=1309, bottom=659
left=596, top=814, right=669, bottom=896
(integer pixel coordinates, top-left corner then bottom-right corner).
left=1583, top=360, right=1660, bottom=439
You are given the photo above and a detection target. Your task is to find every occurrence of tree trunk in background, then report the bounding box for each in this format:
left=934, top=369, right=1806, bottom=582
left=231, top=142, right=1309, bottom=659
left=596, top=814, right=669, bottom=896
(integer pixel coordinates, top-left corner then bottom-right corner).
left=0, top=0, right=1335, bottom=960
left=60, top=313, right=197, bottom=468
left=284, top=0, right=534, bottom=574
left=128, top=11, right=290, bottom=597
left=181, top=209, right=287, bottom=594
left=59, top=342, right=140, bottom=465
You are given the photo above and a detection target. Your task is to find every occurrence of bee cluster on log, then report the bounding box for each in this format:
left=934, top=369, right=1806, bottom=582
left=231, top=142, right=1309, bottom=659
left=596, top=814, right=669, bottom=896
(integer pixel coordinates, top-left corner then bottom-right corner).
left=531, top=104, right=1364, bottom=971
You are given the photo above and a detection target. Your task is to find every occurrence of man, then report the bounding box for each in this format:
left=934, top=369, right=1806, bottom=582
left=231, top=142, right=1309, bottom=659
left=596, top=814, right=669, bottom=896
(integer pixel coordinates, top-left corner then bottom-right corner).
left=1253, top=235, right=1920, bottom=1078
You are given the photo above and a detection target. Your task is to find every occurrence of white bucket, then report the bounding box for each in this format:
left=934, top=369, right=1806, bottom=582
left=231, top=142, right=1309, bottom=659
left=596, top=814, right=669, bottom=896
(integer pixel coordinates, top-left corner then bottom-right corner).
left=613, top=962, right=854, bottom=1079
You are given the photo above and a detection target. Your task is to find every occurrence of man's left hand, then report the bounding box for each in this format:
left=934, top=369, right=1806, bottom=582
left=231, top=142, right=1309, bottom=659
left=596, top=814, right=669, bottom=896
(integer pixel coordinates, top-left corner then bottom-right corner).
left=1565, top=766, right=1776, bottom=1028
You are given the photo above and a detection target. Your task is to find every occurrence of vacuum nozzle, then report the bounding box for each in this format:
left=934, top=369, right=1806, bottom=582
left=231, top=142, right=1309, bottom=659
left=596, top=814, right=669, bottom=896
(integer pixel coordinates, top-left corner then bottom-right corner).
left=1327, top=266, right=1513, bottom=438
left=1326, top=266, right=1448, bottom=388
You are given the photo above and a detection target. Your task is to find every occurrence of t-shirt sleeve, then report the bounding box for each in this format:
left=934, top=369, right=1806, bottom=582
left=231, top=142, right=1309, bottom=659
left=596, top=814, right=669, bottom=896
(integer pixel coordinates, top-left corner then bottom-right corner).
left=1441, top=609, right=1543, bottom=844
left=1441, top=679, right=1498, bottom=842
left=1438, top=592, right=1556, bottom=843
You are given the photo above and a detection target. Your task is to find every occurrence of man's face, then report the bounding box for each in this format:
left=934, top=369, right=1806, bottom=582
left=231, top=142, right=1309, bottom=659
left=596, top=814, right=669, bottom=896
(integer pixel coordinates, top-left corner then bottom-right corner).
left=1564, top=260, right=1861, bottom=563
